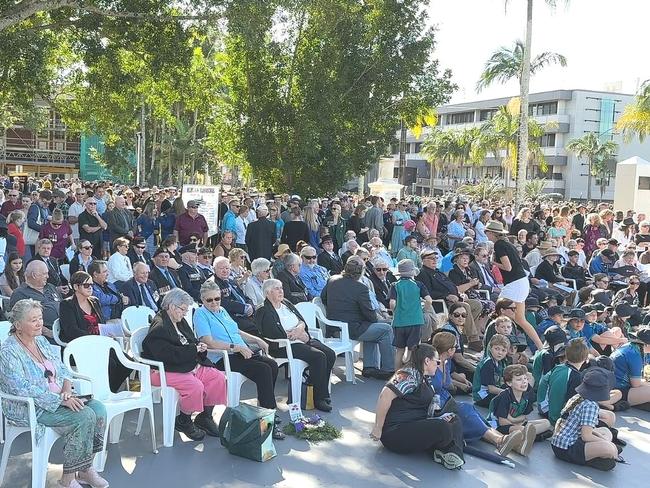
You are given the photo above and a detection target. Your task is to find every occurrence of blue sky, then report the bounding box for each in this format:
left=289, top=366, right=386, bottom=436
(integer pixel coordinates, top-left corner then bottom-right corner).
left=427, top=0, right=650, bottom=103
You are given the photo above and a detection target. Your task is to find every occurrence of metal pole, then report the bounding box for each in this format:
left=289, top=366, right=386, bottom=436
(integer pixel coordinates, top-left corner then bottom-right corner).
left=135, top=133, right=141, bottom=186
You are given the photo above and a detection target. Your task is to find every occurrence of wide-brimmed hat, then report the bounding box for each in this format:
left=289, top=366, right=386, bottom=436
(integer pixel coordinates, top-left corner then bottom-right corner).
left=614, top=303, right=637, bottom=318
left=538, top=240, right=554, bottom=250
left=508, top=335, right=528, bottom=353
left=452, top=248, right=474, bottom=263
left=564, top=308, right=586, bottom=320
left=576, top=368, right=612, bottom=402
left=525, top=297, right=540, bottom=309
left=547, top=305, right=565, bottom=317
left=544, top=325, right=568, bottom=355
left=630, top=326, right=650, bottom=345
left=484, top=220, right=508, bottom=235
left=541, top=247, right=562, bottom=258
left=395, top=259, right=418, bottom=278
left=274, top=244, right=291, bottom=258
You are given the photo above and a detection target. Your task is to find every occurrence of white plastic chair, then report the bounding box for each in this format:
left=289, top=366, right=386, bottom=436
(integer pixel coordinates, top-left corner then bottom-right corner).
left=313, top=296, right=362, bottom=361
left=63, top=336, right=158, bottom=471
left=121, top=305, right=155, bottom=336
left=184, top=302, right=200, bottom=331
left=60, top=263, right=71, bottom=282
left=52, top=319, right=68, bottom=348
left=296, top=302, right=356, bottom=384
left=130, top=327, right=178, bottom=447
left=0, top=391, right=62, bottom=488
left=207, top=349, right=248, bottom=407
left=264, top=338, right=308, bottom=407
left=431, top=299, right=449, bottom=316
left=476, top=289, right=490, bottom=300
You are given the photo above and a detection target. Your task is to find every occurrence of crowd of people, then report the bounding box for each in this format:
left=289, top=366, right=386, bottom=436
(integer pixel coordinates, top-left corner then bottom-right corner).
left=1, top=173, right=650, bottom=484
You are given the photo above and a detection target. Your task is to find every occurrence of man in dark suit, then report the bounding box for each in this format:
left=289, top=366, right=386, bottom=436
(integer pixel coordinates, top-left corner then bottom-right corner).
left=245, top=205, right=276, bottom=260
left=367, top=256, right=395, bottom=310
left=120, top=262, right=159, bottom=311
left=197, top=247, right=215, bottom=280
left=320, top=257, right=393, bottom=379
left=213, top=256, right=257, bottom=334
left=30, top=238, right=69, bottom=294
left=276, top=253, right=309, bottom=304
left=470, top=246, right=500, bottom=301
left=149, top=247, right=181, bottom=298
left=128, top=236, right=153, bottom=267
left=176, top=245, right=206, bottom=302
left=317, top=235, right=344, bottom=275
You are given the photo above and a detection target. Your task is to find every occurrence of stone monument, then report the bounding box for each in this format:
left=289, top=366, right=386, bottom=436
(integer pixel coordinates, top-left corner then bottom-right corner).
left=368, top=157, right=403, bottom=201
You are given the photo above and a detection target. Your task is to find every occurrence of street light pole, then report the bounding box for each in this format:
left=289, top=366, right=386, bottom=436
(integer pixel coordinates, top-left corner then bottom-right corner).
left=135, top=132, right=141, bottom=186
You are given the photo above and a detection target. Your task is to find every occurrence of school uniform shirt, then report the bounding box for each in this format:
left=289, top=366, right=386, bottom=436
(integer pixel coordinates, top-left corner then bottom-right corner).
left=537, top=363, right=582, bottom=424
left=581, top=321, right=609, bottom=349
left=487, top=386, right=534, bottom=427
left=611, top=342, right=643, bottom=390
left=532, top=349, right=558, bottom=387
left=441, top=321, right=464, bottom=355
left=389, top=278, right=428, bottom=328
left=550, top=399, right=599, bottom=450
left=472, top=354, right=505, bottom=402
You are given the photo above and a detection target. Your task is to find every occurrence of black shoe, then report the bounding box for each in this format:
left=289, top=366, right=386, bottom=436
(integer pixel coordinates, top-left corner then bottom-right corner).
left=635, top=401, right=650, bottom=412
left=610, top=427, right=627, bottom=447
left=274, top=415, right=283, bottom=425
left=362, top=368, right=394, bottom=380
left=314, top=400, right=332, bottom=412
left=194, top=413, right=220, bottom=437
left=585, top=457, right=616, bottom=471
left=613, top=400, right=631, bottom=412
left=362, top=368, right=381, bottom=378
left=175, top=418, right=205, bottom=441
left=535, top=430, right=553, bottom=442
left=272, top=423, right=286, bottom=440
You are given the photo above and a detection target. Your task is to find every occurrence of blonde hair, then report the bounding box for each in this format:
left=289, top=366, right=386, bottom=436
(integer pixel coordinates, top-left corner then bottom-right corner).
left=228, top=247, right=247, bottom=263
left=488, top=333, right=510, bottom=350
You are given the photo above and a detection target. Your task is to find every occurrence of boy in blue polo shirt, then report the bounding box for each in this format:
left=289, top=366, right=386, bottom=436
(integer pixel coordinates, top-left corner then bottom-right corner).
left=473, top=334, right=509, bottom=407
left=611, top=327, right=650, bottom=410
left=389, top=259, right=432, bottom=370
left=487, top=364, right=552, bottom=456
left=581, top=304, right=626, bottom=356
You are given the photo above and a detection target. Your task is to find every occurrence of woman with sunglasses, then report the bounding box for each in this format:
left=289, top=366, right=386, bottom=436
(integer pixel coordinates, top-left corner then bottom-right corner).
left=193, top=281, right=285, bottom=440
left=69, top=239, right=94, bottom=274
left=59, top=271, right=132, bottom=393
left=440, top=302, right=476, bottom=389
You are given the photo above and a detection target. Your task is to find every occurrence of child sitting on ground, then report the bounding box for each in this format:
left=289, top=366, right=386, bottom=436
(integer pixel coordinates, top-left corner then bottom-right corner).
left=532, top=326, right=568, bottom=387
left=483, top=316, right=514, bottom=350
left=389, top=259, right=432, bottom=370
left=473, top=334, right=509, bottom=407
left=487, top=364, right=553, bottom=456
left=535, top=305, right=564, bottom=339
left=581, top=304, right=627, bottom=356
left=611, top=326, right=650, bottom=410
left=550, top=368, right=620, bottom=471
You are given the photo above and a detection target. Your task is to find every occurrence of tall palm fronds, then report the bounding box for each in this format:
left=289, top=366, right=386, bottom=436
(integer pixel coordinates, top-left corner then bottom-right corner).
left=566, top=132, right=618, bottom=200
left=617, top=80, right=650, bottom=143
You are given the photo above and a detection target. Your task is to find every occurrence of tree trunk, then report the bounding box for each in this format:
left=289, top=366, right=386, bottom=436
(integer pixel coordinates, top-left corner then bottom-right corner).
left=150, top=118, right=157, bottom=182
left=140, top=103, right=146, bottom=185
left=587, top=157, right=593, bottom=201
left=516, top=0, right=533, bottom=209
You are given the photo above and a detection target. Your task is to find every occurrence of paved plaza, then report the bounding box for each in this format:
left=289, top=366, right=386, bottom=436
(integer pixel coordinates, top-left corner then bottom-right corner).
left=3, top=360, right=650, bottom=488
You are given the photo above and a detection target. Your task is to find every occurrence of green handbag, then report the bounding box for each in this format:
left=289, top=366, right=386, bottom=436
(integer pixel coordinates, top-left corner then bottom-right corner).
left=218, top=403, right=277, bottom=462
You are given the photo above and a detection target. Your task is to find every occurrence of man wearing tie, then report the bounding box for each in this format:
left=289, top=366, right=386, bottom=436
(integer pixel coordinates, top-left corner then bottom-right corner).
left=128, top=236, right=153, bottom=267
left=30, top=238, right=69, bottom=296
left=149, top=248, right=181, bottom=297
left=213, top=256, right=258, bottom=334
left=120, top=262, right=159, bottom=311
left=177, top=244, right=206, bottom=302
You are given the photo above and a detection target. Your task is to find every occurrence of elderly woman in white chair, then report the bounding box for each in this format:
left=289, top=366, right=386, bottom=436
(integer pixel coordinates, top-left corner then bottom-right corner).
left=0, top=299, right=109, bottom=488
left=244, top=257, right=272, bottom=308
left=255, top=279, right=336, bottom=412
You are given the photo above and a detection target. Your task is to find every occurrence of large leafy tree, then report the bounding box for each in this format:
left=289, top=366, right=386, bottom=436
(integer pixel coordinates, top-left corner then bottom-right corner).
left=566, top=132, right=618, bottom=201
left=223, top=0, right=454, bottom=195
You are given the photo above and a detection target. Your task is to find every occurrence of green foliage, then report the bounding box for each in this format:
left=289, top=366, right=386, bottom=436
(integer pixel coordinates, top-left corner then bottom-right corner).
left=523, top=178, right=548, bottom=201
left=617, top=80, right=650, bottom=143
left=282, top=421, right=342, bottom=443
left=457, top=177, right=505, bottom=201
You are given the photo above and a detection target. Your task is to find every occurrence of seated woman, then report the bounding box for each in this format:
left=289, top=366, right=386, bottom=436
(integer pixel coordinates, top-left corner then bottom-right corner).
left=369, top=344, right=465, bottom=470
left=440, top=302, right=476, bottom=388
left=142, top=288, right=227, bottom=441
left=431, top=331, right=524, bottom=456
left=448, top=247, right=494, bottom=323
left=107, top=237, right=133, bottom=285
left=90, top=260, right=127, bottom=322
left=0, top=299, right=109, bottom=488
left=69, top=239, right=95, bottom=275
left=194, top=281, right=284, bottom=440
left=161, top=235, right=182, bottom=269
left=213, top=230, right=235, bottom=258
left=255, top=278, right=336, bottom=412
left=59, top=271, right=132, bottom=393
left=229, top=247, right=250, bottom=287
left=0, top=252, right=24, bottom=296
left=243, top=257, right=271, bottom=308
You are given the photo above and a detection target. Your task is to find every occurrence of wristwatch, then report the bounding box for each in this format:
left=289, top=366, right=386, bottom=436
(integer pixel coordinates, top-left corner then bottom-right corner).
left=229, top=343, right=234, bottom=351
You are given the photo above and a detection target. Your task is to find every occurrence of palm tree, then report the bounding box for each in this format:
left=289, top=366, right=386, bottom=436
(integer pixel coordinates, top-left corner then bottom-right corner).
left=566, top=132, right=618, bottom=201
left=617, top=80, right=650, bottom=142
left=488, top=1, right=568, bottom=209
left=476, top=40, right=567, bottom=93
left=478, top=97, right=551, bottom=186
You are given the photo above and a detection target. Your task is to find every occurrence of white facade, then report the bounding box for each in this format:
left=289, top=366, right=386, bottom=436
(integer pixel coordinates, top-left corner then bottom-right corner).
left=392, top=89, right=650, bottom=200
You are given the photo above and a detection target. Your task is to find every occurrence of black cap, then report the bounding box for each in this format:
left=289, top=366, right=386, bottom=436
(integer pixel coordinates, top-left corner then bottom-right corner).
left=564, top=308, right=587, bottom=320
left=544, top=325, right=568, bottom=354
left=320, top=234, right=333, bottom=245
left=132, top=236, right=146, bottom=246
left=547, top=305, right=565, bottom=317
left=153, top=247, right=170, bottom=257
left=508, top=335, right=528, bottom=352
left=525, top=297, right=540, bottom=309
left=600, top=249, right=616, bottom=260
left=178, top=244, right=198, bottom=254
left=567, top=250, right=579, bottom=257
left=608, top=238, right=619, bottom=246
left=630, top=326, right=650, bottom=345
left=593, top=355, right=614, bottom=372
left=581, top=304, right=599, bottom=315
left=614, top=303, right=637, bottom=318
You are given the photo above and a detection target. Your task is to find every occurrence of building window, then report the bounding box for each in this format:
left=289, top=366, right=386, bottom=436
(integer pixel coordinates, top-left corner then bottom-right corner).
left=445, top=111, right=475, bottom=125
left=538, top=133, right=556, bottom=147
left=479, top=109, right=497, bottom=121
left=414, top=142, right=422, bottom=153
left=552, top=172, right=563, bottom=180
left=529, top=101, right=558, bottom=116
left=390, top=142, right=399, bottom=154
left=639, top=177, right=650, bottom=190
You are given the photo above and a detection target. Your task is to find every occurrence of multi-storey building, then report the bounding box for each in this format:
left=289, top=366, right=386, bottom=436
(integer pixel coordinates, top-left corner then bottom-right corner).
left=384, top=89, right=650, bottom=200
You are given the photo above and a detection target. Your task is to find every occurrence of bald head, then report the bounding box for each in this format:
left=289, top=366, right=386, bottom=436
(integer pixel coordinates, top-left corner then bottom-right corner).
left=25, top=260, right=48, bottom=288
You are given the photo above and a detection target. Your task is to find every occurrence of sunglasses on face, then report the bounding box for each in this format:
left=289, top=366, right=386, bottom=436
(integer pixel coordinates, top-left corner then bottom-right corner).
left=189, top=205, right=199, bottom=209
left=203, top=297, right=221, bottom=303
left=78, top=283, right=93, bottom=289
left=375, top=267, right=388, bottom=272
left=136, top=246, right=146, bottom=249
left=630, top=281, right=640, bottom=285
left=452, top=312, right=467, bottom=318
left=304, top=255, right=317, bottom=260
left=81, top=245, right=93, bottom=250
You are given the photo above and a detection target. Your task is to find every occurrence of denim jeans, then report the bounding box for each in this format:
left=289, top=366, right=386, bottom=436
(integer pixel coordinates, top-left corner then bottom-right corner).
left=356, top=322, right=394, bottom=371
